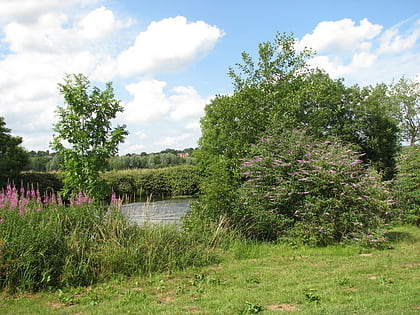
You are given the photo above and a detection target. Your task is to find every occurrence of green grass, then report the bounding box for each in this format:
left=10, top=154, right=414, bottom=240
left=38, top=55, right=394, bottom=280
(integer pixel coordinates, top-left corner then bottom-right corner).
left=1, top=225, right=419, bottom=314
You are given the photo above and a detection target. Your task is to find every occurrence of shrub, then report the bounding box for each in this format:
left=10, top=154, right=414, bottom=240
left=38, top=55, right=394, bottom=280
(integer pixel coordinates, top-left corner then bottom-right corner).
left=236, top=129, right=392, bottom=245
left=392, top=145, right=420, bottom=225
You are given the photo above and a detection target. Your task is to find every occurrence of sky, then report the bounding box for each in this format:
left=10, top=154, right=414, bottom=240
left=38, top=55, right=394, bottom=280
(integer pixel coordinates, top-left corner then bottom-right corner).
left=0, top=0, right=419, bottom=154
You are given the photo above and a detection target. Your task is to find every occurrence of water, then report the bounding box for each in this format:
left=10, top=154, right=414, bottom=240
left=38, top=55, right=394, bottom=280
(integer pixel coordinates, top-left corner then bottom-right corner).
left=120, top=198, right=193, bottom=225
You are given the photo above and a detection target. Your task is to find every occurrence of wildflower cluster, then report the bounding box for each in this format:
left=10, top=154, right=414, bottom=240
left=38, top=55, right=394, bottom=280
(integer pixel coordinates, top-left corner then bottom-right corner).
left=238, top=130, right=392, bottom=245
left=0, top=185, right=95, bottom=224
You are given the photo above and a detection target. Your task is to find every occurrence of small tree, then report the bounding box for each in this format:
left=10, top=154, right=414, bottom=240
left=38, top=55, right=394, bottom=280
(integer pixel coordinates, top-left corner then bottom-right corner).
left=391, top=77, right=419, bottom=146
left=0, top=117, right=29, bottom=186
left=51, top=74, right=128, bottom=199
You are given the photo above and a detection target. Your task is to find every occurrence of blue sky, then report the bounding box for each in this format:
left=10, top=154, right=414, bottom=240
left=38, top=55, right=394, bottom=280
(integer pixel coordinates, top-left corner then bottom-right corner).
left=0, top=0, right=419, bottom=154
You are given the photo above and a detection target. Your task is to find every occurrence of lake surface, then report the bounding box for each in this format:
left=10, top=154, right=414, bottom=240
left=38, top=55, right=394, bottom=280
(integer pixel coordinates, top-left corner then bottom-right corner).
left=120, top=198, right=193, bottom=225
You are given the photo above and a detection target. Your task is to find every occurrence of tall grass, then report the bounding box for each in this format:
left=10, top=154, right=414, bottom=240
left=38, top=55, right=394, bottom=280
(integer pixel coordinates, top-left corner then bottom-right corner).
left=0, top=186, right=221, bottom=293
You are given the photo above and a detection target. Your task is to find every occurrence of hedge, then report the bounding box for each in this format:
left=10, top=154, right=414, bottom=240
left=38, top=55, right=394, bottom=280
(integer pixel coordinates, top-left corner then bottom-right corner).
left=2, top=166, right=200, bottom=201
left=101, top=165, right=200, bottom=199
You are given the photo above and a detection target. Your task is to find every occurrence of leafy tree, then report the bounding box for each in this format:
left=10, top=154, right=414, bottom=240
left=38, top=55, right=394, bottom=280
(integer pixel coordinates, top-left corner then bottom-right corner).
left=390, top=77, right=419, bottom=146
left=393, top=145, right=420, bottom=225
left=51, top=74, right=128, bottom=199
left=0, top=117, right=29, bottom=186
left=190, top=32, right=400, bottom=233
left=346, top=83, right=400, bottom=180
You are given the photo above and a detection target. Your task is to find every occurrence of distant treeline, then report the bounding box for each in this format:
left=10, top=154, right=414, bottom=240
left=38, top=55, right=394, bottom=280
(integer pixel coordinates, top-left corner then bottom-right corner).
left=24, top=148, right=195, bottom=172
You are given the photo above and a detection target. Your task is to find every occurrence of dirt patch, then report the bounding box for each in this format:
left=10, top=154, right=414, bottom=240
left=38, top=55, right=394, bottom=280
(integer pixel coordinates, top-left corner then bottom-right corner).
left=359, top=253, right=373, bottom=257
left=47, top=301, right=63, bottom=309
left=266, top=304, right=299, bottom=311
left=183, top=305, right=202, bottom=313
left=404, top=263, right=420, bottom=268
left=368, top=276, right=377, bottom=280
left=158, top=295, right=176, bottom=303
left=345, top=287, right=358, bottom=292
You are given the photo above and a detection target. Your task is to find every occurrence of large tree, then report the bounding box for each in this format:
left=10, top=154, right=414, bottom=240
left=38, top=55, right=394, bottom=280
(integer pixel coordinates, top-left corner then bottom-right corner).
left=0, top=117, right=29, bottom=186
left=51, top=74, right=128, bottom=199
left=189, top=32, right=400, bottom=229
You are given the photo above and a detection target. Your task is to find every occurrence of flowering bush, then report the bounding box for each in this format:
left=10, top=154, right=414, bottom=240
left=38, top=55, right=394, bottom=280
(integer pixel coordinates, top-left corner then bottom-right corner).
left=238, top=129, right=392, bottom=245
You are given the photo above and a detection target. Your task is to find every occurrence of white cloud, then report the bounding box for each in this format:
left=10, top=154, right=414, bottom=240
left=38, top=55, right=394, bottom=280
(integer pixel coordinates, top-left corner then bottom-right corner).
left=378, top=20, right=420, bottom=54
left=300, top=17, right=420, bottom=85
left=298, top=18, right=382, bottom=53
left=123, top=79, right=210, bottom=123
left=78, top=6, right=133, bottom=40
left=168, top=86, right=209, bottom=120
left=0, top=0, right=99, bottom=23
left=117, top=16, right=224, bottom=77
left=124, top=80, right=172, bottom=123
left=155, top=133, right=193, bottom=148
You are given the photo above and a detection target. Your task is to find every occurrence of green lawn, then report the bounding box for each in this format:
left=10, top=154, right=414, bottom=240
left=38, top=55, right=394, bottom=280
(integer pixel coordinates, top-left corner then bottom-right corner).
left=1, top=225, right=419, bottom=314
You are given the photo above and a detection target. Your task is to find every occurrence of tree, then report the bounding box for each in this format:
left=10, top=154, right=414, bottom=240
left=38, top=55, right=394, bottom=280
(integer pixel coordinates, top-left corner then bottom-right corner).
left=390, top=77, right=419, bottom=146
left=189, top=32, right=400, bottom=234
left=51, top=74, right=128, bottom=199
left=0, top=117, right=29, bottom=186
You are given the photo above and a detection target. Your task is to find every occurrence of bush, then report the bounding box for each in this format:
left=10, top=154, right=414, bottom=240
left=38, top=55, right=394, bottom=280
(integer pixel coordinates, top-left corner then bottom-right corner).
left=236, top=129, right=392, bottom=245
left=392, top=145, right=420, bottom=225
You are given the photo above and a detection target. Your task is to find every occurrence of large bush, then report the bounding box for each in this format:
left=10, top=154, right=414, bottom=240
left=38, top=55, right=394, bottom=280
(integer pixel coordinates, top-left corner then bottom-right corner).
left=393, top=145, right=420, bottom=225
left=236, top=130, right=392, bottom=245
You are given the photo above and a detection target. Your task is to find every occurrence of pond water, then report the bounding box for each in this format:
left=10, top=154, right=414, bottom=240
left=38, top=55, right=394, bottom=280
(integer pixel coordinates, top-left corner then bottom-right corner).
left=120, top=198, right=194, bottom=225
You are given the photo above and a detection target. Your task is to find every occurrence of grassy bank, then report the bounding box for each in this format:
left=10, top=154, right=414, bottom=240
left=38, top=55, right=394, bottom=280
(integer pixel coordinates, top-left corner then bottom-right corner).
left=1, top=225, right=419, bottom=314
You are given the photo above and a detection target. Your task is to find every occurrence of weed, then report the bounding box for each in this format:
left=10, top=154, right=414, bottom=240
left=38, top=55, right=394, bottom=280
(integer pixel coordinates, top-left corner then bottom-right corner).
left=304, top=289, right=321, bottom=304
left=240, top=301, right=264, bottom=314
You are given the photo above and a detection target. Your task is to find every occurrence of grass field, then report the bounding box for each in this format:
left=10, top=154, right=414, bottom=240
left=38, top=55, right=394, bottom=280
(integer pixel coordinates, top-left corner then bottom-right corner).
left=1, top=225, right=419, bottom=314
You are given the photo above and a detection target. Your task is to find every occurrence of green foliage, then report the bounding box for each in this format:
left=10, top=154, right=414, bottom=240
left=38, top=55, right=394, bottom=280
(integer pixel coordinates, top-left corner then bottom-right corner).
left=351, top=84, right=400, bottom=180
left=14, top=171, right=63, bottom=195
left=108, top=151, right=192, bottom=170
left=237, top=130, right=392, bottom=245
left=390, top=77, right=419, bottom=146
left=102, top=165, right=200, bottom=199
left=51, top=74, right=128, bottom=199
left=392, top=145, right=420, bottom=225
left=194, top=33, right=400, bottom=235
left=0, top=189, right=219, bottom=292
left=0, top=117, right=29, bottom=186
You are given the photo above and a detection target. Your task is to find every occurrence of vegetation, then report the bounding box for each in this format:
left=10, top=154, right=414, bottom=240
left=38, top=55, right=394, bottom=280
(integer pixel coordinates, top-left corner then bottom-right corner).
left=390, top=77, right=419, bottom=146
left=189, top=32, right=401, bottom=243
left=236, top=129, right=391, bottom=244
left=51, top=74, right=128, bottom=199
left=0, top=186, right=220, bottom=292
left=23, top=148, right=194, bottom=172
left=108, top=148, right=194, bottom=170
left=0, top=117, right=29, bottom=186
left=102, top=165, right=200, bottom=199
left=0, top=30, right=419, bottom=315
left=1, top=225, right=419, bottom=314
left=393, top=145, right=420, bottom=225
